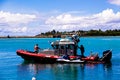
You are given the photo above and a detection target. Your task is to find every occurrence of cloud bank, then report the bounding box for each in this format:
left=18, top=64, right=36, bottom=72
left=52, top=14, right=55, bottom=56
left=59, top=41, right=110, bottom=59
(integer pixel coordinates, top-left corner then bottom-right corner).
left=0, top=11, right=36, bottom=24
left=108, top=0, right=120, bottom=6
left=0, top=11, right=36, bottom=36
left=45, top=9, right=120, bottom=31
left=0, top=9, right=120, bottom=36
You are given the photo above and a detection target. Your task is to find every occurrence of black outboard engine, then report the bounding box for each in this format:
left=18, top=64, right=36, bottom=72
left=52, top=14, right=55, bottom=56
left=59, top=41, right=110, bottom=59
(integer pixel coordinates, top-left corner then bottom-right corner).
left=101, top=50, right=112, bottom=62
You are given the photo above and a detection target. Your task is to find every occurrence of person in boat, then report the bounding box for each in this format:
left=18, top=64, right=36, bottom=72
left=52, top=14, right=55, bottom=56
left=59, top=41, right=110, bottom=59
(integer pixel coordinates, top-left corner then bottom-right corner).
left=79, top=45, right=85, bottom=57
left=34, top=44, right=40, bottom=53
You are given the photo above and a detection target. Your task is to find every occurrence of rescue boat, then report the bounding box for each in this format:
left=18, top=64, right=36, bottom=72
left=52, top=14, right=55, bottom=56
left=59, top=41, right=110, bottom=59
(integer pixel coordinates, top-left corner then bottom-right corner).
left=16, top=35, right=112, bottom=63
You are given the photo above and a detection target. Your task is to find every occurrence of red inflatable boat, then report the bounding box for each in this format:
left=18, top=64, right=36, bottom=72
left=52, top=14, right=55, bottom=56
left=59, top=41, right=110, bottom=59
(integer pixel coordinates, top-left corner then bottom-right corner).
left=16, top=35, right=112, bottom=64
left=17, top=50, right=59, bottom=63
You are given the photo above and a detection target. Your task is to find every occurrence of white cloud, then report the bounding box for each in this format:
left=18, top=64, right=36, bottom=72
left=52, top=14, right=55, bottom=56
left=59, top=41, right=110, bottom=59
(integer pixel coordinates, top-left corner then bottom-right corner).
left=11, top=27, right=27, bottom=33
left=45, top=9, right=120, bottom=31
left=108, top=0, right=120, bottom=6
left=0, top=11, right=37, bottom=36
left=0, top=9, right=120, bottom=36
left=0, top=11, right=36, bottom=24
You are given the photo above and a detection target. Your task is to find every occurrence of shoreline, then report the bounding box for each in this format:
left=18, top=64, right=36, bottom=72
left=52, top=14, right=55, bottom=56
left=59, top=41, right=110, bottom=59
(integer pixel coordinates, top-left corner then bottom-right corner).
left=0, top=35, right=120, bottom=38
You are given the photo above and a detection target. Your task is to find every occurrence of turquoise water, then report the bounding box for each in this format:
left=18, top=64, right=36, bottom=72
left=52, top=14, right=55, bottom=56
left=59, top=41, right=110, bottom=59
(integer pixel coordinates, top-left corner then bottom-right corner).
left=0, top=37, right=120, bottom=80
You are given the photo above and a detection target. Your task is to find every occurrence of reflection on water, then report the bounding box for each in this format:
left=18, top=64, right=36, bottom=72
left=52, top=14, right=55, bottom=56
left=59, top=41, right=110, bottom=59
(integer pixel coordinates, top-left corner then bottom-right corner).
left=52, top=64, right=85, bottom=80
left=17, top=61, right=112, bottom=80
left=104, top=62, right=112, bottom=71
left=103, top=62, right=113, bottom=80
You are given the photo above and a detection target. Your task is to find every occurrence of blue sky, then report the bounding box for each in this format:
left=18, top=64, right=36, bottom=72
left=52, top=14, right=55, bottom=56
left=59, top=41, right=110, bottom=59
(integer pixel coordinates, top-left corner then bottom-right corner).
left=0, top=0, right=120, bottom=36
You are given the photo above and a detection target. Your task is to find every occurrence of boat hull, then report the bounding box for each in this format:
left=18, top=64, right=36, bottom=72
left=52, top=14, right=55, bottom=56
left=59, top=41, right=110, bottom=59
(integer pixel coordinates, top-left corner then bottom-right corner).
left=17, top=50, right=58, bottom=63
left=16, top=50, right=112, bottom=64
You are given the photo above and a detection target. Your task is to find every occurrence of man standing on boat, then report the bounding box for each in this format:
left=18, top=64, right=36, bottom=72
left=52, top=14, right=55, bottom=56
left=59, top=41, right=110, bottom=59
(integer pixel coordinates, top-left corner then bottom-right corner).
left=79, top=45, right=85, bottom=57
left=34, top=44, right=40, bottom=53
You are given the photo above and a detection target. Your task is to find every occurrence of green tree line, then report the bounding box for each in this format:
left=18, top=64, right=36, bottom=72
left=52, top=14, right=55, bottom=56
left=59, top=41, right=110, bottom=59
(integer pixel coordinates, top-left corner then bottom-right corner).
left=36, top=29, right=120, bottom=37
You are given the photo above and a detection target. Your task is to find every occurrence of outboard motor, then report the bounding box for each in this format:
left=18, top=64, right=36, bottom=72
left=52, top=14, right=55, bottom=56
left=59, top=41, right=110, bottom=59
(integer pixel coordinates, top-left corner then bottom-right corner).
left=101, top=50, right=112, bottom=62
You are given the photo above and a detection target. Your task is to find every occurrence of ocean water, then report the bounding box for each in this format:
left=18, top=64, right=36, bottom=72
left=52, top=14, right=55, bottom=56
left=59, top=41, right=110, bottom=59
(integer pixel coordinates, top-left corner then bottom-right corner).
left=0, top=37, right=120, bottom=80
